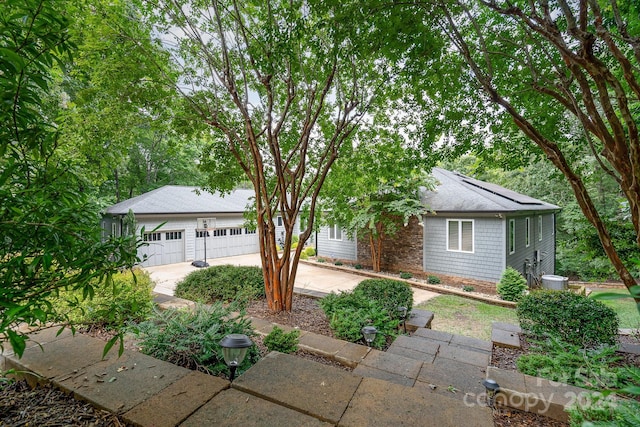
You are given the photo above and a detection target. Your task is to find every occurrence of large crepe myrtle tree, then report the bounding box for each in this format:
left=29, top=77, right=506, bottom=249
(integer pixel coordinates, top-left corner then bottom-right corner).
left=141, top=0, right=388, bottom=311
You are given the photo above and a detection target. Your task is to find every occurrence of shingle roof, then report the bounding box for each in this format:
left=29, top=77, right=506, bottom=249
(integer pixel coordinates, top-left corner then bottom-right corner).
left=423, top=168, right=559, bottom=213
left=105, top=186, right=255, bottom=215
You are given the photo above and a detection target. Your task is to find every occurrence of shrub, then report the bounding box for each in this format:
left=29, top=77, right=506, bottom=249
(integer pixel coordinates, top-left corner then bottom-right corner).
left=174, top=265, right=264, bottom=306
left=132, top=303, right=259, bottom=377
left=49, top=269, right=154, bottom=328
left=319, top=291, right=398, bottom=348
left=263, top=326, right=299, bottom=354
left=304, top=247, right=316, bottom=256
left=300, top=252, right=309, bottom=260
left=354, top=264, right=363, bottom=270
left=517, top=290, right=619, bottom=347
left=463, top=285, right=474, bottom=292
left=568, top=393, right=640, bottom=427
left=353, top=278, right=413, bottom=317
left=427, top=275, right=441, bottom=284
left=334, top=261, right=343, bottom=266
left=496, top=267, right=527, bottom=302
left=317, top=258, right=326, bottom=263
left=399, top=272, right=413, bottom=279
left=292, top=241, right=298, bottom=249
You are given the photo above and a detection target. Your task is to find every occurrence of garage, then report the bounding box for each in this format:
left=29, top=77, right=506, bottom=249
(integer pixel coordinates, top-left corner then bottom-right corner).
left=139, top=230, right=185, bottom=267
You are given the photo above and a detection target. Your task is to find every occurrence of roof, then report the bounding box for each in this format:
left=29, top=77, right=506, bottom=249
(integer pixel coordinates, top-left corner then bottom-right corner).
left=105, top=186, right=255, bottom=215
left=423, top=168, right=560, bottom=214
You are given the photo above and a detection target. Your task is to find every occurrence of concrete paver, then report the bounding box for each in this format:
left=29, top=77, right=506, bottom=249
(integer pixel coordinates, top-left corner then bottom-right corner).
left=355, top=349, right=423, bottom=383
left=417, top=358, right=487, bottom=400
left=232, top=352, right=362, bottom=424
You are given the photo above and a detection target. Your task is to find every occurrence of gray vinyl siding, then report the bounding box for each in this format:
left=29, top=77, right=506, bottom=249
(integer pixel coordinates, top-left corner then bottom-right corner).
left=316, top=226, right=357, bottom=261
left=505, top=213, right=556, bottom=282
left=505, top=216, right=530, bottom=276
left=424, top=216, right=505, bottom=282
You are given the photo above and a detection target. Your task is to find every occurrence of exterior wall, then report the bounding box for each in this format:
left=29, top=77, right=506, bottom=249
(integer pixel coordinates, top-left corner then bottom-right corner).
left=315, top=226, right=357, bottom=261
left=424, top=215, right=505, bottom=282
left=356, top=216, right=423, bottom=272
left=505, top=213, right=556, bottom=285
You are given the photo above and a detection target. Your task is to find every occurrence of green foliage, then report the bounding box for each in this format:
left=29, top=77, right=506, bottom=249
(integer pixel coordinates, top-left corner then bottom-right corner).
left=334, top=261, right=343, bottom=266
left=354, top=264, right=363, bottom=270
left=174, top=265, right=265, bottom=306
left=496, top=267, right=528, bottom=302
left=49, top=269, right=154, bottom=328
left=303, top=247, right=316, bottom=257
left=353, top=279, right=414, bottom=316
left=317, top=258, right=326, bottom=263
left=400, top=272, right=413, bottom=279
left=517, top=291, right=619, bottom=347
left=567, top=395, right=640, bottom=427
left=590, top=286, right=640, bottom=328
left=132, top=303, right=259, bottom=377
left=300, top=252, right=309, bottom=260
left=427, top=275, right=441, bottom=284
left=463, top=285, right=475, bottom=292
left=263, top=326, right=299, bottom=354
left=319, top=291, right=398, bottom=349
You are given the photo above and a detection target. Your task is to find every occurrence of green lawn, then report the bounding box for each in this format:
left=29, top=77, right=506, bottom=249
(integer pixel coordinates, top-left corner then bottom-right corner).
left=589, top=289, right=640, bottom=329
left=415, top=295, right=518, bottom=341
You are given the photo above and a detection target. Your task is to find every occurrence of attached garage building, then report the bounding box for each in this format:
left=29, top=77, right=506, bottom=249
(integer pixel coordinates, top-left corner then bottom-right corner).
left=103, top=186, right=259, bottom=267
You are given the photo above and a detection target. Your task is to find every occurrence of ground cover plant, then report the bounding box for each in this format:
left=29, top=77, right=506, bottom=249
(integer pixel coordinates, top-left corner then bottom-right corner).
left=174, top=265, right=264, bottom=307
left=415, top=295, right=518, bottom=340
left=131, top=303, right=259, bottom=377
left=263, top=326, right=300, bottom=354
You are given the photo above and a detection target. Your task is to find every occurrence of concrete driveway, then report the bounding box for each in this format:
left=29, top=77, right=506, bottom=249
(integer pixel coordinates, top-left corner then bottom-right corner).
left=144, top=253, right=438, bottom=304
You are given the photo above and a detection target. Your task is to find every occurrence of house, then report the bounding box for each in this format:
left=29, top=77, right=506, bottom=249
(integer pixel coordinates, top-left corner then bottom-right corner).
left=316, top=168, right=560, bottom=284
left=103, top=186, right=262, bottom=267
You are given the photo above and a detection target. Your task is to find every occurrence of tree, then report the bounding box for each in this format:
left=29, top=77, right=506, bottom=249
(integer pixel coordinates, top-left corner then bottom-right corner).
left=322, top=135, right=435, bottom=271
left=0, top=0, right=139, bottom=356
left=139, top=0, right=388, bottom=311
left=423, top=0, right=640, bottom=297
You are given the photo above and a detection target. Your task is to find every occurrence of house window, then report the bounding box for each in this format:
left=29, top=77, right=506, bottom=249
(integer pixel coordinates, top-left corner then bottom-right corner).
left=196, top=230, right=210, bottom=238
left=525, top=217, right=531, bottom=248
left=538, top=216, right=543, bottom=241
left=245, top=228, right=256, bottom=234
left=165, top=231, right=182, bottom=240
left=143, top=232, right=161, bottom=242
left=111, top=222, right=119, bottom=237
left=447, top=219, right=474, bottom=252
left=509, top=219, right=516, bottom=254
left=277, top=216, right=283, bottom=227
left=212, top=228, right=227, bottom=237
left=328, top=223, right=342, bottom=241
left=229, top=228, right=242, bottom=236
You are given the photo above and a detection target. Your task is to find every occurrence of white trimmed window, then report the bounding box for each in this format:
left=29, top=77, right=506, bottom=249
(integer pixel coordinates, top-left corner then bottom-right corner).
left=525, top=217, right=531, bottom=247
left=165, top=231, right=182, bottom=240
left=509, top=219, right=516, bottom=254
left=212, top=229, right=227, bottom=237
left=196, top=230, right=210, bottom=238
left=447, top=219, right=474, bottom=253
left=143, top=232, right=161, bottom=242
left=538, top=216, right=543, bottom=241
left=277, top=216, right=283, bottom=227
left=245, top=228, right=256, bottom=234
left=229, top=228, right=242, bottom=236
left=328, top=223, right=342, bottom=241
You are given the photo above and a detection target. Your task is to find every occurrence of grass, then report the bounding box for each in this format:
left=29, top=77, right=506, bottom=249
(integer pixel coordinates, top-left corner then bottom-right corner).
left=589, top=289, right=640, bottom=329
left=415, top=295, right=518, bottom=340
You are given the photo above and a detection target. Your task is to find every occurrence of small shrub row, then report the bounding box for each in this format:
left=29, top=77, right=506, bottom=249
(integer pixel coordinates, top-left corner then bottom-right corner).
left=174, top=265, right=265, bottom=306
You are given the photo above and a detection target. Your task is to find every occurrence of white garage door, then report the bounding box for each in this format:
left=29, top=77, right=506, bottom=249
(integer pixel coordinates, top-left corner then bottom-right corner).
left=194, top=227, right=259, bottom=261
left=139, top=230, right=185, bottom=267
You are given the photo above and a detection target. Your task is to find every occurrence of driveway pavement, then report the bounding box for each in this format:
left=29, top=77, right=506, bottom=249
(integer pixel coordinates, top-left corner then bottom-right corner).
left=144, top=253, right=438, bottom=304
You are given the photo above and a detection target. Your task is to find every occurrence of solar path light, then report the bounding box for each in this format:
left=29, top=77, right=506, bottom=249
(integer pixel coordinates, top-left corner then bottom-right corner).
left=219, top=334, right=253, bottom=381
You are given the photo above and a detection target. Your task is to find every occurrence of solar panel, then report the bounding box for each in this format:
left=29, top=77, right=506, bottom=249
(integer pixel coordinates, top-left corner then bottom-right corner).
left=461, top=177, right=543, bottom=205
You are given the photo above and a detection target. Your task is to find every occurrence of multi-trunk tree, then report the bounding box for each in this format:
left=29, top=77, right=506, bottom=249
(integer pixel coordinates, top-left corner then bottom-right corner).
left=140, top=0, right=388, bottom=311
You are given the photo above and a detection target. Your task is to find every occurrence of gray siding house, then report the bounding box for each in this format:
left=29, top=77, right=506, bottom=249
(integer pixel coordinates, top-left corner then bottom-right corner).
left=316, top=168, right=560, bottom=284
left=104, top=186, right=259, bottom=267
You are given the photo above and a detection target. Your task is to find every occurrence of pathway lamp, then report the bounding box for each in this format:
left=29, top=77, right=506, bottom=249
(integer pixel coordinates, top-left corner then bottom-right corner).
left=482, top=379, right=500, bottom=408
left=397, top=306, right=408, bottom=333
left=219, top=334, right=253, bottom=382
left=361, top=326, right=378, bottom=348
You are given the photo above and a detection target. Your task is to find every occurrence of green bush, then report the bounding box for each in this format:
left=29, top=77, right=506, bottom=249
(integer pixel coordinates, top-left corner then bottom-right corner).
left=567, top=393, right=640, bottom=427
left=317, top=258, right=326, bottom=263
left=132, top=303, right=259, bottom=377
left=174, top=265, right=264, bottom=306
left=354, top=264, right=363, bottom=270
left=49, top=269, right=154, bottom=328
left=300, top=252, right=309, bottom=260
left=334, top=261, right=343, bottom=266
left=399, top=272, right=413, bottom=279
left=319, top=291, right=398, bottom=348
left=263, top=326, right=299, bottom=354
left=496, top=267, right=528, bottom=302
left=427, top=275, right=441, bottom=284
left=353, top=278, right=414, bottom=316
left=304, top=247, right=316, bottom=256
left=463, top=285, right=474, bottom=292
left=517, top=290, right=619, bottom=347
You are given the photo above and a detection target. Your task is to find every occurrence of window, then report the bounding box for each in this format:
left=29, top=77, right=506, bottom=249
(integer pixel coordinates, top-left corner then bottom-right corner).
left=509, top=219, right=515, bottom=254
left=212, top=228, right=227, bottom=237
left=196, top=230, right=210, bottom=238
left=538, top=216, right=543, bottom=241
left=111, top=222, right=119, bottom=237
left=277, top=216, right=283, bottom=227
left=328, top=223, right=342, bottom=241
left=245, top=228, right=256, bottom=234
left=447, top=219, right=474, bottom=252
left=525, top=217, right=531, bottom=248
left=143, top=232, right=161, bottom=242
left=229, top=228, right=242, bottom=236
left=165, top=231, right=182, bottom=240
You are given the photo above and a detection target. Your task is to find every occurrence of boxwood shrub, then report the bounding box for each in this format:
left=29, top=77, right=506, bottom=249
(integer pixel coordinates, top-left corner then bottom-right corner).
left=353, top=278, right=413, bottom=317
left=517, top=290, right=619, bottom=347
left=174, top=265, right=264, bottom=305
